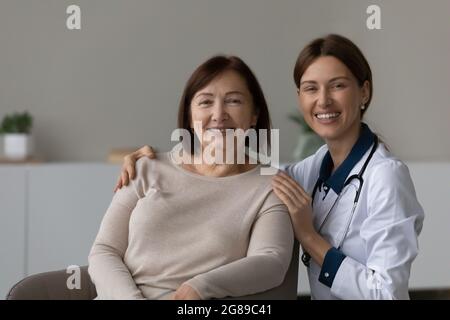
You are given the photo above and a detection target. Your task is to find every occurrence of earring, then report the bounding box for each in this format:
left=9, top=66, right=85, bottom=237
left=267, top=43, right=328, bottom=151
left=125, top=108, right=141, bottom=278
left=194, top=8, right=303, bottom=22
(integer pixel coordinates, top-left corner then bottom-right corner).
left=361, top=104, right=366, bottom=110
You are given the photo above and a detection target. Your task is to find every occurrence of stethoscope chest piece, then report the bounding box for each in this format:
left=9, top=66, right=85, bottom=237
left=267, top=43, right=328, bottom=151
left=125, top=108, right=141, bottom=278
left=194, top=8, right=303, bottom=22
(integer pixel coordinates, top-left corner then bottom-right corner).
left=301, top=252, right=311, bottom=267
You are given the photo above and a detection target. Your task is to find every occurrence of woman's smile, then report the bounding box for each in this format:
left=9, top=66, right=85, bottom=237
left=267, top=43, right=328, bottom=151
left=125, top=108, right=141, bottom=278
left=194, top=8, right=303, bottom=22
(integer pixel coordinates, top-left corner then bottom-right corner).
left=314, top=112, right=341, bottom=124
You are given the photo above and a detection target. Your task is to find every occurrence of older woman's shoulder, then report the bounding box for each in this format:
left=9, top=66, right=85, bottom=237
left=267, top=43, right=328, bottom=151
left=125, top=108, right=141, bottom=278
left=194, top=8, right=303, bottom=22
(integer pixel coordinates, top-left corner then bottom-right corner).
left=134, top=152, right=172, bottom=178
left=135, top=155, right=155, bottom=175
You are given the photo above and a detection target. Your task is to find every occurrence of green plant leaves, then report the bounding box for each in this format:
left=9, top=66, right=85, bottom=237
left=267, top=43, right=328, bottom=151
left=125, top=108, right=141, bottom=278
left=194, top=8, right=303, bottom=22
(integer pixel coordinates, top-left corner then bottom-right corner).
left=0, top=111, right=33, bottom=134
left=288, top=113, right=314, bottom=133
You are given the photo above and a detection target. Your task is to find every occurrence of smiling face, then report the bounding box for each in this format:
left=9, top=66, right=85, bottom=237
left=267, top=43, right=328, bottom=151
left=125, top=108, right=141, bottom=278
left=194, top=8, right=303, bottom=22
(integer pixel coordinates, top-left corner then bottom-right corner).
left=190, top=70, right=258, bottom=150
left=298, top=56, right=370, bottom=144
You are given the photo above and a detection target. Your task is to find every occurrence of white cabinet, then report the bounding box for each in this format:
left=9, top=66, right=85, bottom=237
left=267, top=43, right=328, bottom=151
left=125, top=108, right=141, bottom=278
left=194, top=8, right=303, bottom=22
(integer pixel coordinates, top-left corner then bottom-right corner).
left=0, top=163, right=119, bottom=299
left=27, top=164, right=119, bottom=275
left=0, top=166, right=26, bottom=299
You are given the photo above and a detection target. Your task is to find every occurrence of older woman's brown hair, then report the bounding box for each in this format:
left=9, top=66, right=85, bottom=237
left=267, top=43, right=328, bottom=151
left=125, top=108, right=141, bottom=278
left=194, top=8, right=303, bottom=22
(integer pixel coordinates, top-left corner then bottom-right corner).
left=293, top=34, right=373, bottom=117
left=178, top=55, right=272, bottom=152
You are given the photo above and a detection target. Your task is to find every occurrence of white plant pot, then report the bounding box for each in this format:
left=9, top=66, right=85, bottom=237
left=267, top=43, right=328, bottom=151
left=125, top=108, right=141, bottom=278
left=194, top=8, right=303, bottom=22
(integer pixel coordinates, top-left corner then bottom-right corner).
left=3, top=133, right=33, bottom=160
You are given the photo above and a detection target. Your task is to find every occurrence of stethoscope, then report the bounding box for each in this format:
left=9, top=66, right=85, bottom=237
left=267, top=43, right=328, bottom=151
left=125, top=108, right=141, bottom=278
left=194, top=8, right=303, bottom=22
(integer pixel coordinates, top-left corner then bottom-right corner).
left=301, top=136, right=379, bottom=267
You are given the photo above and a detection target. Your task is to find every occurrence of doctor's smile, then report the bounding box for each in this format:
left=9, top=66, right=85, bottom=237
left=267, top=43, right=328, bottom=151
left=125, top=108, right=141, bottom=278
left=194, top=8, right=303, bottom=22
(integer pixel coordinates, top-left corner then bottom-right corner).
left=315, top=112, right=341, bottom=121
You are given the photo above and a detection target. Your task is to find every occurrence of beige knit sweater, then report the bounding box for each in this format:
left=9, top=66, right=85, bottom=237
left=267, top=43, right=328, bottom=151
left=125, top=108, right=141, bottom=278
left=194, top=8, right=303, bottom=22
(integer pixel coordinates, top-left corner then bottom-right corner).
left=88, top=152, right=294, bottom=300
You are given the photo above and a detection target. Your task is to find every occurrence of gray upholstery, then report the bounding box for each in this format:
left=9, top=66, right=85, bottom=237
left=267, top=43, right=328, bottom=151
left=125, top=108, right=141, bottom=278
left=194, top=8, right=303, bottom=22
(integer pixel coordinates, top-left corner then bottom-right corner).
left=7, top=242, right=298, bottom=300
left=6, top=266, right=97, bottom=300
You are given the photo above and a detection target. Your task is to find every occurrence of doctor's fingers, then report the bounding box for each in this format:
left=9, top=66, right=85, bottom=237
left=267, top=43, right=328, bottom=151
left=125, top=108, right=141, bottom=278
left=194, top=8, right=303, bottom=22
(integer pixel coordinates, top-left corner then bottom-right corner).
left=134, top=145, right=156, bottom=160
left=113, top=174, right=123, bottom=192
left=272, top=179, right=304, bottom=207
left=122, top=169, right=130, bottom=187
left=113, top=169, right=129, bottom=192
left=275, top=172, right=311, bottom=202
left=272, top=175, right=310, bottom=204
left=122, top=154, right=137, bottom=183
left=272, top=185, right=299, bottom=214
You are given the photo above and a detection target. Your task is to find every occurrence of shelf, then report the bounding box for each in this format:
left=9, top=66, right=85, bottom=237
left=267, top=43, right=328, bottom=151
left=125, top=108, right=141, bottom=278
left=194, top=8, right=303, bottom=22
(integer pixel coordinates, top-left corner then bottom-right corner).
left=0, top=156, right=43, bottom=164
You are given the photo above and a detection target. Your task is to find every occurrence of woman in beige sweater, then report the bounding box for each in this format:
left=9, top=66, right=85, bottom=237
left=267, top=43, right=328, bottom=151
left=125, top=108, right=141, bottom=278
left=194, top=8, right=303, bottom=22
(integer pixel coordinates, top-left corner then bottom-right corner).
left=88, top=55, right=294, bottom=300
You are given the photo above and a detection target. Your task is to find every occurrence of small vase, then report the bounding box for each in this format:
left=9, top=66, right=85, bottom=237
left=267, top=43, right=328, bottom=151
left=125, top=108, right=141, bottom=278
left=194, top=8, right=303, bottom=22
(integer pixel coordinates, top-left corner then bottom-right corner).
left=3, top=133, right=33, bottom=160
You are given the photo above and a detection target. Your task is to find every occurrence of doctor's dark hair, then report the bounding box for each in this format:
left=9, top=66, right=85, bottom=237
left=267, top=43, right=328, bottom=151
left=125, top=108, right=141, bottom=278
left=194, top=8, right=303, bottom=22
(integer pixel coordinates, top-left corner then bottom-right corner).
left=293, top=34, right=373, bottom=118
left=177, top=55, right=272, bottom=153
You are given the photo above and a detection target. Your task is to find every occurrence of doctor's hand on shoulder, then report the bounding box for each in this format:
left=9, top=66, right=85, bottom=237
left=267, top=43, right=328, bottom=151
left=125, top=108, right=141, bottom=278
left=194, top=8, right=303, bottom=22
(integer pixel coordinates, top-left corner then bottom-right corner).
left=272, top=171, right=331, bottom=267
left=113, top=145, right=157, bottom=192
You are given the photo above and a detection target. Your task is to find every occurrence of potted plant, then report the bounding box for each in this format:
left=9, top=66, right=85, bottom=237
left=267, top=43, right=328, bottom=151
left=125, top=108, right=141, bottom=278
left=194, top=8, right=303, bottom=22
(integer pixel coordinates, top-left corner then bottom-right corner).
left=288, top=112, right=324, bottom=161
left=0, top=111, right=34, bottom=160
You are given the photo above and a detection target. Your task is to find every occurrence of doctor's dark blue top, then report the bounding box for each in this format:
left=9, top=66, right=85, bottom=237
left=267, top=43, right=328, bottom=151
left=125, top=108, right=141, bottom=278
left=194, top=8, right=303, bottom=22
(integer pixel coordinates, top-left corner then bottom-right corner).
left=317, top=122, right=376, bottom=288
left=317, top=122, right=375, bottom=196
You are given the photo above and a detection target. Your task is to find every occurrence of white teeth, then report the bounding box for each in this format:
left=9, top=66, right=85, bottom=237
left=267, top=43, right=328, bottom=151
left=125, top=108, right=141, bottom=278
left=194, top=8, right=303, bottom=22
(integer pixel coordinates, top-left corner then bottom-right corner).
left=207, top=128, right=234, bottom=133
left=316, top=113, right=340, bottom=119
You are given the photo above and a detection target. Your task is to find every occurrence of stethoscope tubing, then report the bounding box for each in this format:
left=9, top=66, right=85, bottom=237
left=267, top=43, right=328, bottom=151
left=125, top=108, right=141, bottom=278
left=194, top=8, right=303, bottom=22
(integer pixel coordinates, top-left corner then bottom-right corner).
left=301, top=136, right=379, bottom=267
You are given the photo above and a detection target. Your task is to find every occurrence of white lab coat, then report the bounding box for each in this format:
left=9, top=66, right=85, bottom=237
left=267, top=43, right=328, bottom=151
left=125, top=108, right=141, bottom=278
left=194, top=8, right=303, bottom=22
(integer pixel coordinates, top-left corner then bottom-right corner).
left=285, top=142, right=424, bottom=300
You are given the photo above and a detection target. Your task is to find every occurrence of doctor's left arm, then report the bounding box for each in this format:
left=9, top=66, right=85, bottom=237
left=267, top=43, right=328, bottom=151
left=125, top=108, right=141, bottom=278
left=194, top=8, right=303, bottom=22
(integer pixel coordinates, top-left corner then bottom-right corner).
left=88, top=166, right=147, bottom=300
left=325, top=161, right=424, bottom=300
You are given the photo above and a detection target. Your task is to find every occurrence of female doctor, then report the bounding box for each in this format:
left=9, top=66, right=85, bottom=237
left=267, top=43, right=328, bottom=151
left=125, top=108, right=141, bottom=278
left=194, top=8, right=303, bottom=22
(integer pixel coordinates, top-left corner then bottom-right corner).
left=113, top=34, right=424, bottom=299
left=271, top=34, right=424, bottom=299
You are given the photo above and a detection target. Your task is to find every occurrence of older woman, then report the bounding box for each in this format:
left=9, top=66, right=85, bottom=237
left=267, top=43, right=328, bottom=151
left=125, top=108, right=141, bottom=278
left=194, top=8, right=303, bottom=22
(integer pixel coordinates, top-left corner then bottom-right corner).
left=88, top=55, right=294, bottom=300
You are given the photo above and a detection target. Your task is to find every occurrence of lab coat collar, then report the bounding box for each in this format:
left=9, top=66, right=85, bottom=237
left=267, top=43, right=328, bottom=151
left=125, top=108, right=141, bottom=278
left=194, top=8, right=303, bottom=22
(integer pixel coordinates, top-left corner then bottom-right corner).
left=318, top=123, right=375, bottom=195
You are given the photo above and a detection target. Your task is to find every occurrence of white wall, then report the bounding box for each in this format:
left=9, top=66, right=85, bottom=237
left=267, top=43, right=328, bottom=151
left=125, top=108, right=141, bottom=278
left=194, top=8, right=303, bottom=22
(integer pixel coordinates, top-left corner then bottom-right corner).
left=0, top=0, right=449, bottom=163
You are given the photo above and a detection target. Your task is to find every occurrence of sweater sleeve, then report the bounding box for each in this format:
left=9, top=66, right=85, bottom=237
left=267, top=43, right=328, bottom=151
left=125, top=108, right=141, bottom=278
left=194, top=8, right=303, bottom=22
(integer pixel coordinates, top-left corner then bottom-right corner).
left=184, top=189, right=295, bottom=299
left=88, top=159, right=150, bottom=300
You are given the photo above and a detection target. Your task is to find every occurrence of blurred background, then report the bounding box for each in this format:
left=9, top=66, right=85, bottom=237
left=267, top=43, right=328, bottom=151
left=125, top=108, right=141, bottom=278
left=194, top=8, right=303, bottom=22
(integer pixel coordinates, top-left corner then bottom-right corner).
left=0, top=0, right=449, bottom=163
left=0, top=0, right=449, bottom=299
